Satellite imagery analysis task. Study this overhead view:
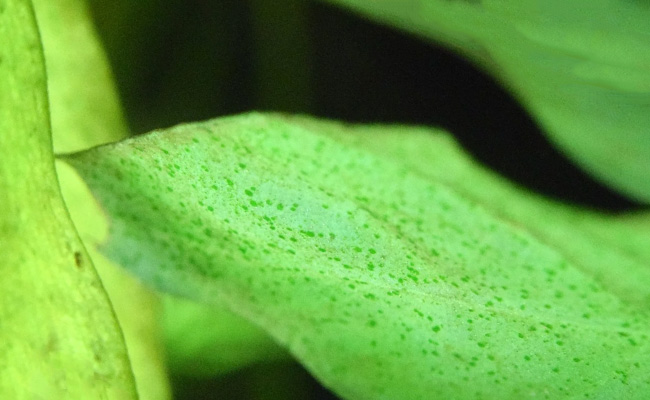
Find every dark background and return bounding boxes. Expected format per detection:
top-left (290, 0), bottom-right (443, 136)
top-left (87, 1), bottom-right (641, 399)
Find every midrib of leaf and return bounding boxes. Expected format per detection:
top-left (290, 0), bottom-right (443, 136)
top-left (66, 113), bottom-right (650, 399)
top-left (0, 0), bottom-right (137, 398)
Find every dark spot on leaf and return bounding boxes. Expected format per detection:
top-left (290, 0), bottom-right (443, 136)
top-left (74, 251), bottom-right (83, 269)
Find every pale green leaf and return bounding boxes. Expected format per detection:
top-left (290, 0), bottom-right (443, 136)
top-left (0, 0), bottom-right (137, 398)
top-left (65, 113), bottom-right (650, 399)
top-left (322, 0), bottom-right (650, 203)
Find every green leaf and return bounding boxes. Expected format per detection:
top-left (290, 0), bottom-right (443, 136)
top-left (65, 113), bottom-right (650, 399)
top-left (31, 0), bottom-right (172, 397)
top-left (0, 0), bottom-right (137, 398)
top-left (322, 0), bottom-right (650, 203)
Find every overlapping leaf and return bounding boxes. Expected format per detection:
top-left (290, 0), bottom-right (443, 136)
top-left (66, 113), bottom-right (650, 399)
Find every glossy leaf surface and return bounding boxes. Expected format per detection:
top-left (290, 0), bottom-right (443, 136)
top-left (66, 113), bottom-right (650, 399)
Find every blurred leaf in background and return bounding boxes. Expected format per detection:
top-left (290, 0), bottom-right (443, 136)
top-left (322, 0), bottom-right (650, 203)
top-left (162, 295), bottom-right (288, 378)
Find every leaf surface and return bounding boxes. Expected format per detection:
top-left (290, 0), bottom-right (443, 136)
top-left (66, 113), bottom-right (650, 399)
top-left (322, 0), bottom-right (650, 203)
top-left (0, 1), bottom-right (137, 398)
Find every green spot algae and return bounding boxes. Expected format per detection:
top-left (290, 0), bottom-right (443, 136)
top-left (65, 112), bottom-right (650, 399)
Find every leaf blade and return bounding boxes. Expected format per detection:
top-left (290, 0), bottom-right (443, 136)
top-left (66, 113), bottom-right (650, 399)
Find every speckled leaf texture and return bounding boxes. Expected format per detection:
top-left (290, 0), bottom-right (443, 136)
top-left (65, 113), bottom-right (650, 400)
top-left (323, 0), bottom-right (650, 203)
